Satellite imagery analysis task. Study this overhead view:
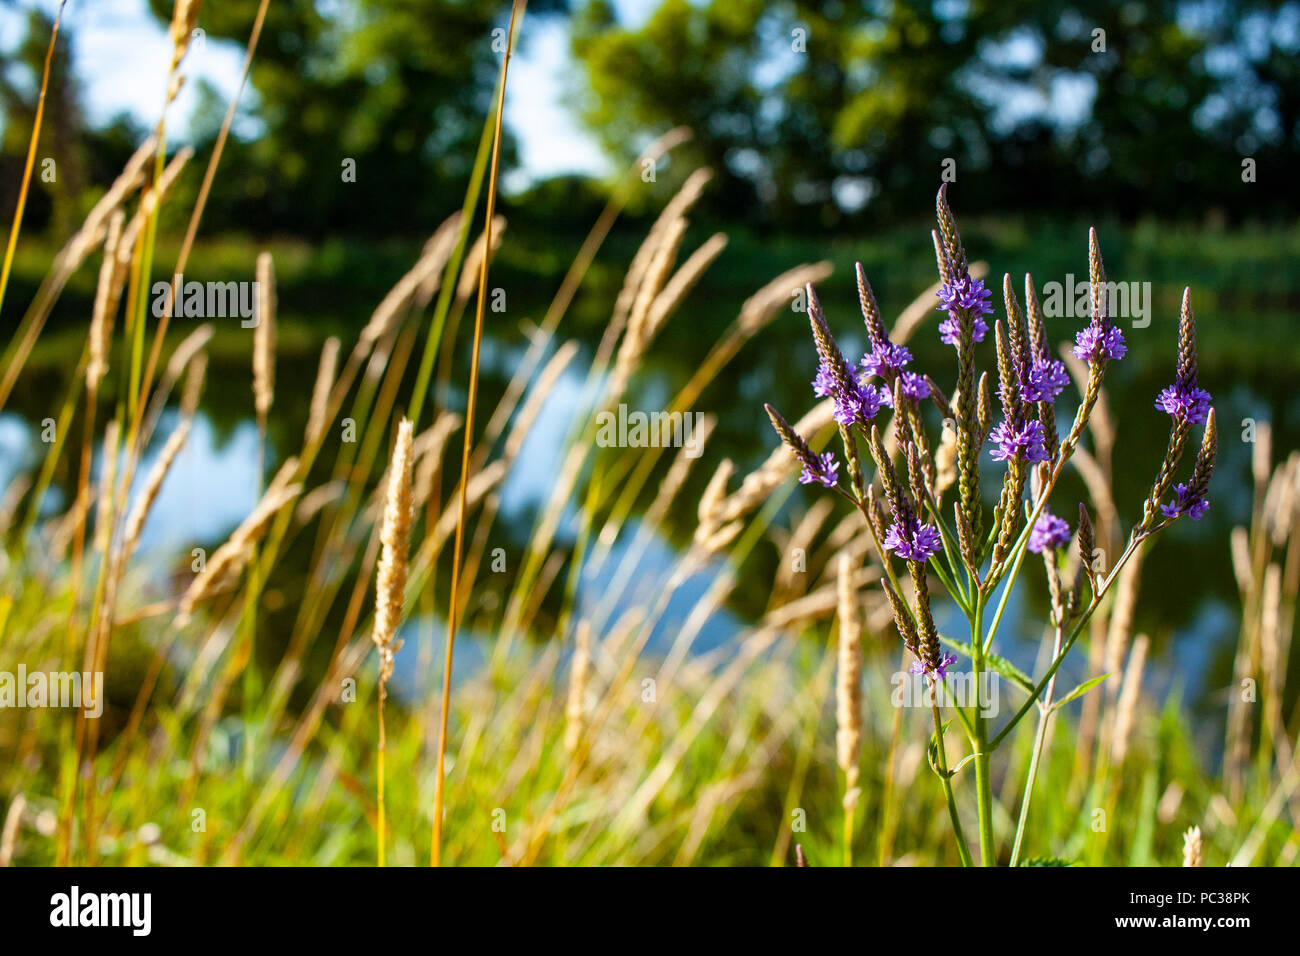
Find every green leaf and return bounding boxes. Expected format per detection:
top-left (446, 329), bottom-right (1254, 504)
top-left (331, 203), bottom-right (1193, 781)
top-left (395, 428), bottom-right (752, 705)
top-left (1049, 674), bottom-right (1110, 715)
top-left (939, 636), bottom-right (1035, 694)
top-left (1020, 856), bottom-right (1075, 867)
top-left (926, 720), bottom-right (953, 777)
top-left (949, 751), bottom-right (981, 775)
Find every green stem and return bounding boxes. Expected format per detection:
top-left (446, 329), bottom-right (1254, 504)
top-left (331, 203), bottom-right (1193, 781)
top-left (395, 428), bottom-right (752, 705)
top-left (971, 595), bottom-right (995, 865)
top-left (1008, 623), bottom-right (1064, 867)
top-left (989, 537), bottom-right (1143, 750)
top-left (930, 701), bottom-right (973, 867)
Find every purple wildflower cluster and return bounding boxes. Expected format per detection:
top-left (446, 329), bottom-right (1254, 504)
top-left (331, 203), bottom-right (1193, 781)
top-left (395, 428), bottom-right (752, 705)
top-left (1154, 384), bottom-right (1212, 425)
top-left (1161, 482), bottom-right (1209, 520)
top-left (813, 364), bottom-right (886, 428)
top-left (1022, 358), bottom-right (1070, 403)
top-left (859, 342), bottom-right (913, 379)
top-left (910, 651), bottom-right (958, 682)
top-left (936, 275), bottom-right (993, 346)
top-left (884, 514), bottom-right (943, 562)
top-left (797, 451), bottom-right (840, 489)
top-left (877, 371), bottom-right (930, 406)
top-left (1072, 323), bottom-right (1127, 363)
top-left (989, 419), bottom-right (1049, 463)
top-left (1028, 510), bottom-right (1072, 554)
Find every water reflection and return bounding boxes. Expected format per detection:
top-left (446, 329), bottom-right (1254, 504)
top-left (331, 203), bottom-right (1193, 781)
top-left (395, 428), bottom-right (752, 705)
top-left (5, 287), bottom-right (1293, 734)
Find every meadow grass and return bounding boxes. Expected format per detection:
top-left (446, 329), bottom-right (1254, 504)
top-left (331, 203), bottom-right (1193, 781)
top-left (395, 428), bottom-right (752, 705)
top-left (0, 2), bottom-right (1296, 869)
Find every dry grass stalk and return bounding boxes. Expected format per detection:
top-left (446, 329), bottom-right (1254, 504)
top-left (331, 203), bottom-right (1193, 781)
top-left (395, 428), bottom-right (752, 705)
top-left (1182, 825), bottom-right (1203, 867)
top-left (176, 459), bottom-right (301, 625)
top-left (180, 352), bottom-right (207, 420)
top-left (168, 0), bottom-right (204, 70)
top-left (0, 474), bottom-right (32, 536)
top-left (610, 168), bottom-right (713, 333)
top-left (412, 413), bottom-right (462, 509)
top-left (1102, 542), bottom-right (1146, 706)
top-left (1230, 525), bottom-right (1252, 595)
top-left (294, 481), bottom-right (345, 525)
top-left (432, 2), bottom-right (523, 868)
top-left (360, 213), bottom-right (462, 347)
top-left (455, 216), bottom-right (507, 300)
top-left (608, 217), bottom-right (688, 400)
top-left (372, 418), bottom-right (412, 867)
top-left (0, 794), bottom-right (24, 867)
top-left (412, 212), bottom-right (465, 305)
top-left (253, 251), bottom-right (276, 428)
top-left (501, 341), bottom-right (578, 465)
top-left (430, 461), bottom-right (508, 545)
top-left (1252, 421), bottom-right (1273, 497)
top-left (836, 553), bottom-right (863, 808)
top-left (645, 232), bottom-right (728, 336)
top-left (736, 262), bottom-right (833, 338)
top-left (0, 138), bottom-right (157, 411)
top-left (762, 565), bottom-right (879, 629)
top-left (373, 419), bottom-right (414, 690)
top-left (1110, 633), bottom-right (1150, 768)
top-left (1259, 562), bottom-right (1285, 740)
top-left (137, 324), bottom-right (213, 452)
top-left (86, 211), bottom-right (125, 395)
top-left (564, 621), bottom-right (592, 753)
top-left (93, 421), bottom-right (121, 555)
top-left (305, 337), bottom-right (341, 447)
top-left (121, 420), bottom-right (192, 563)
top-left (694, 459), bottom-right (742, 552)
top-left (775, 496), bottom-right (834, 597)
top-left (118, 148), bottom-right (194, 257)
top-left (706, 401), bottom-right (837, 536)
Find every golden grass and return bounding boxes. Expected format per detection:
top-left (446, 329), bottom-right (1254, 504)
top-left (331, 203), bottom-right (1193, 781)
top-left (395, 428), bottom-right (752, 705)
top-left (0, 1), bottom-right (1294, 873)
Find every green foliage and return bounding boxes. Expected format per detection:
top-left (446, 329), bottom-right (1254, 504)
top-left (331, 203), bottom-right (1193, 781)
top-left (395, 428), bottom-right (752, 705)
top-left (143, 0), bottom-right (567, 234)
top-left (572, 0), bottom-right (1300, 227)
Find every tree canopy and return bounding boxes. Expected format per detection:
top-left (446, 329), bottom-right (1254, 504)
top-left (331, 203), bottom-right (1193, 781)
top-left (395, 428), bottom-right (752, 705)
top-left (571, 0), bottom-right (1300, 227)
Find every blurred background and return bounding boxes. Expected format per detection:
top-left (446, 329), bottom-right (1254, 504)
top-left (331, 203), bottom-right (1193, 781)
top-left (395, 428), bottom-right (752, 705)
top-left (1, 0), bottom-right (1298, 743)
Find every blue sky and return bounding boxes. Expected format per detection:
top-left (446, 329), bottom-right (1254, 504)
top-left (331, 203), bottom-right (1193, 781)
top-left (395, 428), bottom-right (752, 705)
top-left (0, 0), bottom-right (662, 189)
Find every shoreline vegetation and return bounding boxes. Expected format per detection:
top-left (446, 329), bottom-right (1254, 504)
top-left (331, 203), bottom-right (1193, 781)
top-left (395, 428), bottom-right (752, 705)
top-left (0, 1), bottom-right (1296, 868)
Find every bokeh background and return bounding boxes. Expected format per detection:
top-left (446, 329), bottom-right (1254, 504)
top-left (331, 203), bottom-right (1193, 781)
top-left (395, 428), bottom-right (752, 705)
top-left (2, 0), bottom-right (1298, 748)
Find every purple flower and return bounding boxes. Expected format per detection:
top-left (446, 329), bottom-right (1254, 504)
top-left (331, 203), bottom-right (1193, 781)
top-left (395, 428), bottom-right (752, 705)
top-left (798, 451), bottom-right (840, 489)
top-left (1073, 323), bottom-right (1127, 362)
top-left (1155, 384), bottom-right (1212, 426)
top-left (1023, 358), bottom-right (1070, 403)
top-left (910, 652), bottom-right (958, 682)
top-left (937, 275), bottom-right (992, 347)
top-left (989, 419), bottom-right (1050, 463)
top-left (1028, 510), bottom-right (1072, 554)
top-left (1160, 482), bottom-right (1210, 520)
top-left (898, 371), bottom-right (931, 402)
top-left (884, 516), bottom-right (943, 562)
top-left (831, 377), bottom-right (886, 427)
top-left (859, 342), bottom-right (913, 378)
top-left (936, 275), bottom-right (994, 317)
top-left (938, 313), bottom-right (989, 347)
top-left (877, 372), bottom-right (929, 406)
top-left (812, 364), bottom-right (835, 398)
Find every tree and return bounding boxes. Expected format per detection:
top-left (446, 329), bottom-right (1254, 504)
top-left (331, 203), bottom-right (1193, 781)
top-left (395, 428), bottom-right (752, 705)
top-left (147, 0), bottom-right (567, 235)
top-left (0, 6), bottom-right (93, 237)
top-left (571, 0), bottom-right (1300, 226)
